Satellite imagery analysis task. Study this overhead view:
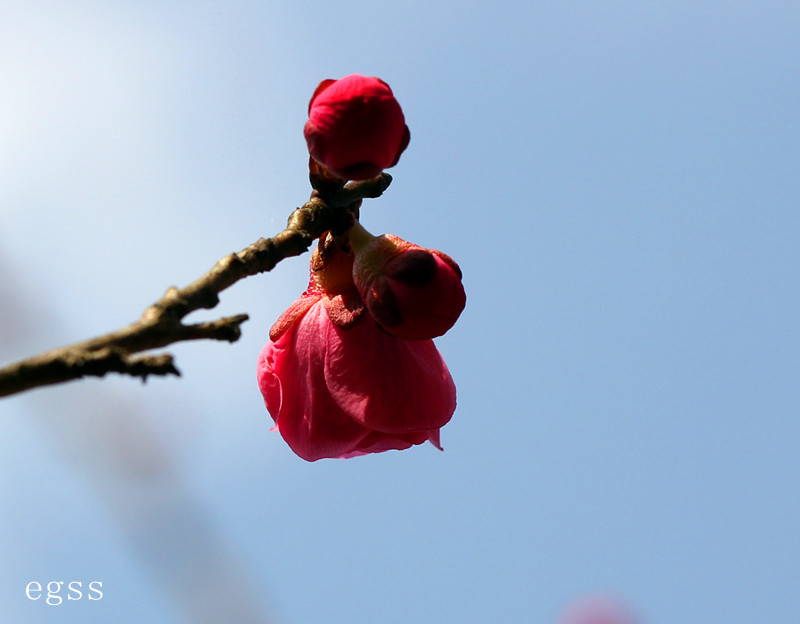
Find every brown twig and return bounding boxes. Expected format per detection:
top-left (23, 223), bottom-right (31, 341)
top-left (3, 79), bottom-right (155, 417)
top-left (0, 173), bottom-right (392, 398)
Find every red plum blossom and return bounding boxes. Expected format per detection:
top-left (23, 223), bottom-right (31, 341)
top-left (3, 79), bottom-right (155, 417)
top-left (257, 236), bottom-right (456, 461)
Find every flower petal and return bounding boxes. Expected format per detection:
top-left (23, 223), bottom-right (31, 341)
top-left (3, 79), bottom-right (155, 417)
top-left (339, 429), bottom-right (431, 458)
top-left (324, 316), bottom-right (456, 434)
top-left (258, 303), bottom-right (370, 461)
top-left (304, 74), bottom-right (408, 180)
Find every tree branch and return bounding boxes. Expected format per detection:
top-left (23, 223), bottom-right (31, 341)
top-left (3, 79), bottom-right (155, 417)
top-left (0, 174), bottom-right (392, 398)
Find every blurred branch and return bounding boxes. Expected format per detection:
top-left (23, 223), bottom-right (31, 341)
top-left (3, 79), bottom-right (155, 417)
top-left (0, 173), bottom-right (392, 398)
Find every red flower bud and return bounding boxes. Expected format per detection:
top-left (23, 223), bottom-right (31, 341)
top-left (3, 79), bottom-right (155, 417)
top-left (304, 74), bottom-right (410, 180)
top-left (349, 223), bottom-right (466, 340)
top-left (258, 236), bottom-right (456, 461)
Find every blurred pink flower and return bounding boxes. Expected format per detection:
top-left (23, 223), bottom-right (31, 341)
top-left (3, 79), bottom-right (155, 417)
top-left (257, 236), bottom-right (455, 461)
top-left (304, 74), bottom-right (410, 180)
top-left (556, 595), bottom-right (641, 624)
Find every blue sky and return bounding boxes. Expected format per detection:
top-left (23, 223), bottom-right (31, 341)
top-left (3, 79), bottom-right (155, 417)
top-left (1, 1), bottom-right (799, 622)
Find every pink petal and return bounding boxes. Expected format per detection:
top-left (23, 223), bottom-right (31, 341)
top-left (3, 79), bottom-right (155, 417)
top-left (426, 428), bottom-right (443, 451)
top-left (340, 429), bottom-right (431, 458)
top-left (258, 303), bottom-right (370, 461)
top-left (307, 78), bottom-right (337, 112)
top-left (304, 74), bottom-right (408, 179)
top-left (323, 315), bottom-right (456, 434)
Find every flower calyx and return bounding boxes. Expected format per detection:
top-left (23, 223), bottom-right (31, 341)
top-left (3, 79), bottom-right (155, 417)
top-left (269, 234), bottom-right (364, 342)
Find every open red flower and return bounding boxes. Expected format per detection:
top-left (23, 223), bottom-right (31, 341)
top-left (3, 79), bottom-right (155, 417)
top-left (349, 222), bottom-right (466, 340)
top-left (304, 74), bottom-right (410, 181)
top-left (257, 237), bottom-right (455, 461)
